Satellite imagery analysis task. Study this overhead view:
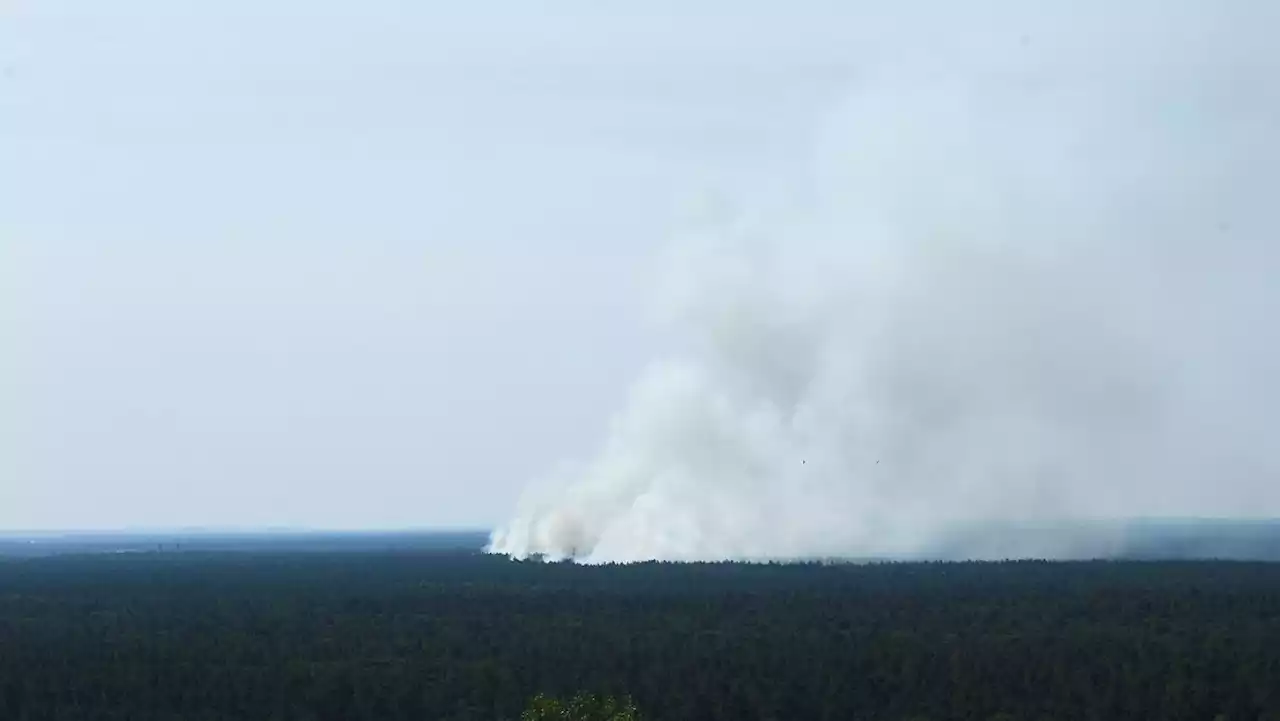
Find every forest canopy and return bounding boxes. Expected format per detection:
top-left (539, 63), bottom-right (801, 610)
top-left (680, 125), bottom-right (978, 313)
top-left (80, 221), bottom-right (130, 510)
top-left (1, 550), bottom-right (1278, 721)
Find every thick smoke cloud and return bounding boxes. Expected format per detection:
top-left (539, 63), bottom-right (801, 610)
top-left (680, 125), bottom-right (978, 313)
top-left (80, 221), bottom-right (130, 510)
top-left (489, 3), bottom-right (1280, 562)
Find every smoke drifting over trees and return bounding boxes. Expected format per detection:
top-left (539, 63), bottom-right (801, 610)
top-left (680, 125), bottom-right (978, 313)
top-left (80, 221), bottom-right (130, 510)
top-left (490, 3), bottom-right (1280, 563)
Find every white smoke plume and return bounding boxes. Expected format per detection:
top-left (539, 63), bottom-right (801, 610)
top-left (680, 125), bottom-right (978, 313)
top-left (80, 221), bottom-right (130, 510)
top-left (489, 2), bottom-right (1280, 563)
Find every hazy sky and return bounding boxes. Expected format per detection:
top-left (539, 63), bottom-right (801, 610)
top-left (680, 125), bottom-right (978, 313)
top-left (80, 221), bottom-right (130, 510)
top-left (5, 2), bottom-right (1275, 534)
top-left (2, 1), bottom-right (860, 530)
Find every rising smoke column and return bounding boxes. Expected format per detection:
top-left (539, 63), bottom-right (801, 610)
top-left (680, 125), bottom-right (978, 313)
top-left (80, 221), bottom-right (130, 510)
top-left (489, 3), bottom-right (1280, 563)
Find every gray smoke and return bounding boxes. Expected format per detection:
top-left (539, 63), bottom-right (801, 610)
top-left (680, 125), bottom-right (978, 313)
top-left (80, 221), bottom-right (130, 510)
top-left (489, 2), bottom-right (1280, 563)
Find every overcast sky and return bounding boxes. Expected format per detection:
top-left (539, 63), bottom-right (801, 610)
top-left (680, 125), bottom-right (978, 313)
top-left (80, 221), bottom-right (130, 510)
top-left (1, 1), bottom-right (863, 530)
top-left (5, 2), bottom-right (1273, 532)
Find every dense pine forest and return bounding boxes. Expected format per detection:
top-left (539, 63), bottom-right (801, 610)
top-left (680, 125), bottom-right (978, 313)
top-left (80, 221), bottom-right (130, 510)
top-left (2, 549), bottom-right (1278, 721)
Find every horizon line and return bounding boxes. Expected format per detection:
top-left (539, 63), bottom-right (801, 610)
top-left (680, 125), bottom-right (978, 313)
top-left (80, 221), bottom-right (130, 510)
top-left (0, 525), bottom-right (495, 538)
top-left (4, 517), bottom-right (1279, 538)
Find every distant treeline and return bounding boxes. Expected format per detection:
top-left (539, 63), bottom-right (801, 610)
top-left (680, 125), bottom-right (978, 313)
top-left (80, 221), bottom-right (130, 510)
top-left (0, 530), bottom-right (491, 558)
top-left (5, 519), bottom-right (1280, 561)
top-left (2, 551), bottom-right (1279, 720)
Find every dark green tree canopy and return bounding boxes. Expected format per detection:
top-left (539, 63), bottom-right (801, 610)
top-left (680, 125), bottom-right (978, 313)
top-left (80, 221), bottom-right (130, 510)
top-left (1, 552), bottom-right (1278, 721)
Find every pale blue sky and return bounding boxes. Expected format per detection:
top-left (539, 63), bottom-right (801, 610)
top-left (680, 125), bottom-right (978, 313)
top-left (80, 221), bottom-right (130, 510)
top-left (5, 2), bottom-right (1275, 531)
top-left (2, 1), bottom-right (858, 529)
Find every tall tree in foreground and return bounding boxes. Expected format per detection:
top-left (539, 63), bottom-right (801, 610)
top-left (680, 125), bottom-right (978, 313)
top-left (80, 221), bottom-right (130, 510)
top-left (521, 692), bottom-right (641, 721)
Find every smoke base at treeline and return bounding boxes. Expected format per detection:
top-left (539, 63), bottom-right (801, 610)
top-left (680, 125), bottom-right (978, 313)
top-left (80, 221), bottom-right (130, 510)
top-left (489, 3), bottom-right (1280, 563)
